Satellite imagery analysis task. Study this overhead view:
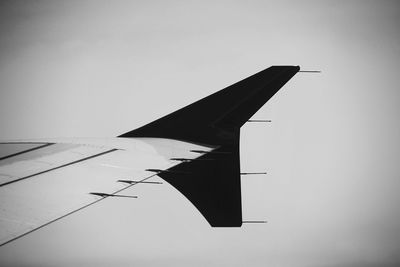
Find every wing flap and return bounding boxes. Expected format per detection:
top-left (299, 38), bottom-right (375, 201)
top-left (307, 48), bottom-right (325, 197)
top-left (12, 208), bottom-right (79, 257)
top-left (0, 143), bottom-right (53, 160)
top-left (0, 143), bottom-right (114, 186)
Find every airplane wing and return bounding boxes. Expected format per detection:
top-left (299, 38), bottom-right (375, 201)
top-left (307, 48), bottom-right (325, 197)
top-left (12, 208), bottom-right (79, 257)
top-left (0, 65), bottom-right (299, 246)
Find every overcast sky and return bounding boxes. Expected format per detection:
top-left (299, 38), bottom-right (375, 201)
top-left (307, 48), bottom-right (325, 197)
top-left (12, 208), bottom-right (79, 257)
top-left (0, 1), bottom-right (400, 266)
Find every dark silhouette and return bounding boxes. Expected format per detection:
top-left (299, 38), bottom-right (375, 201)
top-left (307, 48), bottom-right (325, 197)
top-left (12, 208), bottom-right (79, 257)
top-left (120, 66), bottom-right (300, 226)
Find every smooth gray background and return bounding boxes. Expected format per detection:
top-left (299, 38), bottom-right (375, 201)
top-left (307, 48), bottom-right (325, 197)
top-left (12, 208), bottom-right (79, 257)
top-left (0, 1), bottom-right (399, 266)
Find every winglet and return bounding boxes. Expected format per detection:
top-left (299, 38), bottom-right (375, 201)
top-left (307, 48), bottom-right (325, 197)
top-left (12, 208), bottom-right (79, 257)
top-left (119, 66), bottom-right (299, 227)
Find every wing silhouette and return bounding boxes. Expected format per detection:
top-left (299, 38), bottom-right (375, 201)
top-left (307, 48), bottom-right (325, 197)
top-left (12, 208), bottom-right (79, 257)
top-left (0, 65), bottom-right (299, 246)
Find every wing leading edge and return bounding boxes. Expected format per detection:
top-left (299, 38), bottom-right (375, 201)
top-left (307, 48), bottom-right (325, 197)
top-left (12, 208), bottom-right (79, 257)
top-left (120, 65), bottom-right (300, 227)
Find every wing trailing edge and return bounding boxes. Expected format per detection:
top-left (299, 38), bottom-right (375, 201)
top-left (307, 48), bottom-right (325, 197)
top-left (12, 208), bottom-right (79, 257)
top-left (120, 66), bottom-right (300, 227)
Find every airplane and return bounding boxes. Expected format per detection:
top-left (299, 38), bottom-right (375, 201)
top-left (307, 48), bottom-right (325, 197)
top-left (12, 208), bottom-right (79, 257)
top-left (0, 65), bottom-right (300, 247)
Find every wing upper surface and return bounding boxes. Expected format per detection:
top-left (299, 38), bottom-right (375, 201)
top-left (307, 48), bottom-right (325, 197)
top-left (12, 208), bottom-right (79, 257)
top-left (0, 137), bottom-right (214, 246)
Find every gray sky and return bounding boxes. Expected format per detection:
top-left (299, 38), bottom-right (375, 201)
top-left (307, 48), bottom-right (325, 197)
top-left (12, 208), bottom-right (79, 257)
top-left (0, 0), bottom-right (400, 266)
